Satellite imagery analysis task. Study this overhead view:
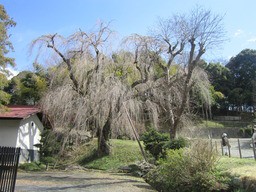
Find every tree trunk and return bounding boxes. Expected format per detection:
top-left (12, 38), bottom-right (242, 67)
top-left (97, 108), bottom-right (112, 156)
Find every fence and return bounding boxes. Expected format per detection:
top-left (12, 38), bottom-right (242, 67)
top-left (0, 146), bottom-right (20, 192)
top-left (214, 138), bottom-right (256, 160)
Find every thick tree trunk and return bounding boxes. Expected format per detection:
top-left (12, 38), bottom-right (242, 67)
top-left (97, 108), bottom-right (112, 156)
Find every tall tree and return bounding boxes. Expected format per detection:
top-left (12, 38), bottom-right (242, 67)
top-left (31, 22), bottom-right (118, 156)
top-left (205, 62), bottom-right (231, 96)
top-left (0, 73), bottom-right (11, 107)
top-left (125, 6), bottom-right (225, 138)
top-left (6, 71), bottom-right (47, 105)
top-left (226, 49), bottom-right (256, 108)
top-left (0, 4), bottom-right (16, 73)
top-left (205, 62), bottom-right (230, 114)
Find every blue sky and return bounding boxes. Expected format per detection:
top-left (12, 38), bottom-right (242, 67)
top-left (2, 0), bottom-right (256, 72)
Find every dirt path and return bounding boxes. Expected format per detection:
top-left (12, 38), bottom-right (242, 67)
top-left (15, 170), bottom-right (156, 192)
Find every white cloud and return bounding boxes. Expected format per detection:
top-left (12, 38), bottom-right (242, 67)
top-left (247, 38), bottom-right (256, 42)
top-left (6, 68), bottom-right (19, 79)
top-left (234, 29), bottom-right (244, 37)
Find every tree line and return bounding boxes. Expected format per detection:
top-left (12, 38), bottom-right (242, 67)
top-left (1, 4), bottom-right (256, 156)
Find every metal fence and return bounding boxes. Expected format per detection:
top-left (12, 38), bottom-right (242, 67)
top-left (0, 146), bottom-right (20, 192)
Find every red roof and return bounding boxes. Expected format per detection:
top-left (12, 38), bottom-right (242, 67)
top-left (0, 106), bottom-right (41, 119)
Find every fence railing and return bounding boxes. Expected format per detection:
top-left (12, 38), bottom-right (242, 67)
top-left (214, 138), bottom-right (256, 160)
top-left (0, 146), bottom-right (20, 192)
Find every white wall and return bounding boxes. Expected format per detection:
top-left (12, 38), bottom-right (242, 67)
top-left (0, 115), bottom-right (44, 162)
top-left (0, 119), bottom-right (19, 147)
top-left (16, 114), bottom-right (43, 151)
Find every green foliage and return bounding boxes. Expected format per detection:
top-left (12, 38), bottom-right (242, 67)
top-left (37, 129), bottom-right (62, 166)
top-left (140, 129), bottom-right (169, 160)
top-left (0, 4), bottom-right (16, 70)
top-left (141, 128), bottom-right (187, 160)
top-left (19, 161), bottom-right (46, 171)
top-left (226, 49), bottom-right (256, 106)
top-left (199, 120), bottom-right (224, 128)
top-left (7, 71), bottom-right (47, 105)
top-left (206, 62), bottom-right (231, 97)
top-left (163, 137), bottom-right (188, 150)
top-left (239, 127), bottom-right (253, 137)
top-left (145, 140), bottom-right (230, 192)
top-left (0, 73), bottom-right (10, 106)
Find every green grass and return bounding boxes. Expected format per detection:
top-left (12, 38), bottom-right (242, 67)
top-left (78, 139), bottom-right (144, 171)
top-left (199, 120), bottom-right (225, 128)
top-left (199, 120), bottom-right (251, 128)
top-left (217, 156), bottom-right (256, 179)
top-left (69, 138), bottom-right (256, 179)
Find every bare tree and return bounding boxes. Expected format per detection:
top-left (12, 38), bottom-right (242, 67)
top-left (32, 6), bottom-right (225, 158)
top-left (123, 6), bottom-right (225, 139)
top-left (31, 22), bottom-right (118, 156)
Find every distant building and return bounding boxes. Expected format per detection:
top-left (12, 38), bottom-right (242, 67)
top-left (0, 105), bottom-right (44, 163)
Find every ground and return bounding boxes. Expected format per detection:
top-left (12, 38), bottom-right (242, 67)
top-left (15, 138), bottom-right (255, 191)
top-left (15, 170), bottom-right (156, 192)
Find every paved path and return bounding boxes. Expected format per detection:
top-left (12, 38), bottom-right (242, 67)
top-left (15, 170), bottom-right (156, 192)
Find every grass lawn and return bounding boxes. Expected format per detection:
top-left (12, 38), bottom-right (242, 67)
top-left (77, 139), bottom-right (144, 171)
top-left (199, 120), bottom-right (252, 129)
top-left (75, 138), bottom-right (256, 180)
top-left (217, 156), bottom-right (256, 179)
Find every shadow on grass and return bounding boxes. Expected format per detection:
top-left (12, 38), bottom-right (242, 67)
top-left (78, 149), bottom-right (107, 166)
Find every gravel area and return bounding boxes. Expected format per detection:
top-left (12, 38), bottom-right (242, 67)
top-left (15, 170), bottom-right (156, 192)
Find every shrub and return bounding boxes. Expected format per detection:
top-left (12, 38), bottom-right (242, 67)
top-left (239, 128), bottom-right (253, 137)
top-left (163, 137), bottom-right (188, 150)
top-left (37, 129), bottom-right (62, 167)
top-left (19, 162), bottom-right (45, 171)
top-left (141, 129), bottom-right (188, 160)
top-left (140, 128), bottom-right (169, 160)
top-left (144, 140), bottom-right (230, 192)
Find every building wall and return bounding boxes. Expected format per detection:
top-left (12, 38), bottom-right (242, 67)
top-left (17, 115), bottom-right (44, 162)
top-left (0, 119), bottom-right (19, 147)
top-left (16, 115), bottom-right (43, 150)
top-left (0, 115), bottom-right (44, 162)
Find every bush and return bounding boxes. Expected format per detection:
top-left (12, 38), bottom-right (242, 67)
top-left (163, 137), bottom-right (188, 150)
top-left (19, 162), bottom-right (45, 171)
top-left (144, 140), bottom-right (230, 192)
top-left (140, 128), bottom-right (169, 160)
top-left (38, 129), bottom-right (62, 167)
top-left (239, 128), bottom-right (253, 137)
top-left (141, 128), bottom-right (188, 160)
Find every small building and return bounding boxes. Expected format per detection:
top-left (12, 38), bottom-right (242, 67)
top-left (0, 105), bottom-right (44, 163)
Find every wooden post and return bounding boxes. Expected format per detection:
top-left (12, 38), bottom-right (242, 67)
top-left (228, 145), bottom-right (231, 157)
top-left (252, 138), bottom-right (256, 160)
top-left (221, 141), bottom-right (224, 156)
top-left (123, 103), bottom-right (148, 162)
top-left (238, 138), bottom-right (242, 158)
top-left (215, 141), bottom-right (218, 153)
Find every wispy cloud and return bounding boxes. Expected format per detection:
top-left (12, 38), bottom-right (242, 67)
top-left (234, 29), bottom-right (244, 37)
top-left (247, 37), bottom-right (256, 42)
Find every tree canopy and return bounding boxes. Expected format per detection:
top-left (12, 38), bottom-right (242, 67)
top-left (226, 49), bottom-right (256, 107)
top-left (0, 4), bottom-right (16, 73)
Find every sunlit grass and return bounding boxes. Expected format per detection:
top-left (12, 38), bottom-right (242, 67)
top-left (78, 139), bottom-right (144, 171)
top-left (217, 156), bottom-right (256, 179)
